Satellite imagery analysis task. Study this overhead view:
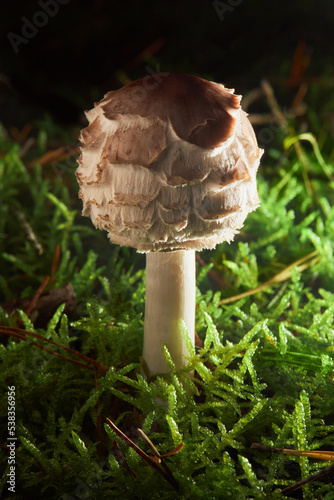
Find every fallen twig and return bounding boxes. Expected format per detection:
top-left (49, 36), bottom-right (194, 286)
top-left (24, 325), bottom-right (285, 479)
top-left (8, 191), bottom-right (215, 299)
top-left (251, 443), bottom-right (334, 494)
top-left (218, 251), bottom-right (319, 305)
top-left (25, 276), bottom-right (50, 316)
top-left (0, 325), bottom-right (109, 374)
top-left (106, 418), bottom-right (181, 490)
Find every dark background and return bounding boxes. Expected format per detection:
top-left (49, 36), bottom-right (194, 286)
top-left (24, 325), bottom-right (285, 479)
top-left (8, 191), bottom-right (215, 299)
top-left (1, 0), bottom-right (333, 131)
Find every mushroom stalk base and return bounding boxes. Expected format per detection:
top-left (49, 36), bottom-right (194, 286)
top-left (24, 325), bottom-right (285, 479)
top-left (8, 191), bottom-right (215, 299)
top-left (143, 250), bottom-right (195, 376)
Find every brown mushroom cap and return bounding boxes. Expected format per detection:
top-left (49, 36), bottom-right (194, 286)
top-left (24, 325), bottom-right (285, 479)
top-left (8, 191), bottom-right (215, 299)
top-left (76, 73), bottom-right (263, 252)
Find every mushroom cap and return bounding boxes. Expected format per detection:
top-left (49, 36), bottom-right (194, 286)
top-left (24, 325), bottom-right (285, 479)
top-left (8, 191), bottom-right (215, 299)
top-left (76, 73), bottom-right (263, 252)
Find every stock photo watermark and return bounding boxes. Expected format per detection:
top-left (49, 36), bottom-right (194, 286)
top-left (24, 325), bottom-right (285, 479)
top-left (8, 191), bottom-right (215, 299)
top-left (129, 65), bottom-right (169, 103)
top-left (257, 108), bottom-right (288, 148)
top-left (7, 0), bottom-right (70, 54)
top-left (6, 386), bottom-right (16, 494)
top-left (212, 0), bottom-right (243, 22)
top-left (60, 460), bottom-right (113, 500)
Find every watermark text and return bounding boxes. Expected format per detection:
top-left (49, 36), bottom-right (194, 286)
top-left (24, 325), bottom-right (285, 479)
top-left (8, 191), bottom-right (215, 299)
top-left (7, 386), bottom-right (16, 494)
top-left (7, 0), bottom-right (70, 54)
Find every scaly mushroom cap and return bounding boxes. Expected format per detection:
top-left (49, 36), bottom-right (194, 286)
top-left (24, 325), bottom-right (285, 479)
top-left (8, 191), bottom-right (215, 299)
top-left (76, 73), bottom-right (263, 252)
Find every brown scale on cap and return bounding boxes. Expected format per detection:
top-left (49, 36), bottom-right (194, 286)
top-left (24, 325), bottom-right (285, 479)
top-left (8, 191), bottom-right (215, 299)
top-left (101, 73), bottom-right (241, 149)
top-left (76, 73), bottom-right (263, 252)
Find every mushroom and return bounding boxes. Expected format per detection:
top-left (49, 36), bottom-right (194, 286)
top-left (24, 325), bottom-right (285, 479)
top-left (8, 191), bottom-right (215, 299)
top-left (76, 73), bottom-right (263, 377)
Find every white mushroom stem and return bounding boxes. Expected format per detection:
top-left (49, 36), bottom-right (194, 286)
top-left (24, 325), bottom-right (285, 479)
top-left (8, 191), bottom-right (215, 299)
top-left (143, 250), bottom-right (196, 376)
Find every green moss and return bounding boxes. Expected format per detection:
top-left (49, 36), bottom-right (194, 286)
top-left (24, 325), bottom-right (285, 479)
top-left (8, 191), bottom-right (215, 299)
top-left (1, 105), bottom-right (334, 499)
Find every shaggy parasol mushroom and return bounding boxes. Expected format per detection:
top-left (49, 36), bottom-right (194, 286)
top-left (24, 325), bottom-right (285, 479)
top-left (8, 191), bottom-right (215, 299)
top-left (76, 73), bottom-right (263, 376)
